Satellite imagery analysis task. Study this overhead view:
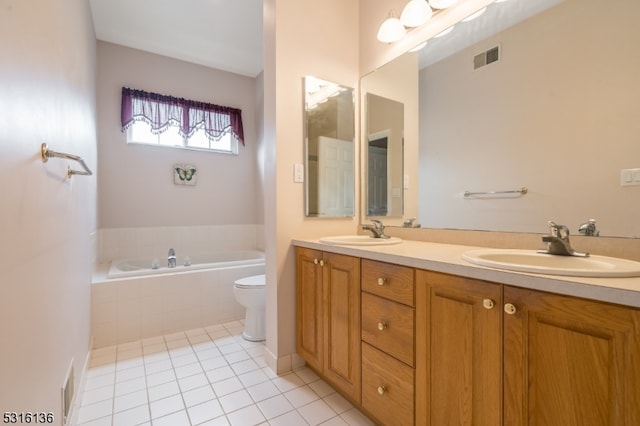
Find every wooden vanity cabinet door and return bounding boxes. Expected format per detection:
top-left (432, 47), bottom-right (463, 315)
top-left (322, 252), bottom-right (361, 402)
top-left (416, 270), bottom-right (502, 426)
top-left (296, 247), bottom-right (324, 372)
top-left (503, 286), bottom-right (640, 426)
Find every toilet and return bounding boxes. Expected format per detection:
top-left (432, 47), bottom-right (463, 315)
top-left (233, 274), bottom-right (266, 341)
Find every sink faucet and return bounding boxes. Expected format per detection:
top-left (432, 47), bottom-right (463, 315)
top-left (537, 221), bottom-right (589, 257)
top-left (168, 248), bottom-right (177, 268)
top-left (362, 220), bottom-right (389, 239)
top-left (578, 219), bottom-right (599, 236)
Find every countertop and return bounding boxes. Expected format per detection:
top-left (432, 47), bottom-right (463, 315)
top-left (292, 238), bottom-right (640, 309)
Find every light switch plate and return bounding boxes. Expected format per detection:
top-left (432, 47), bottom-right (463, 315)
top-left (621, 168), bottom-right (640, 186)
top-left (294, 163), bottom-right (304, 183)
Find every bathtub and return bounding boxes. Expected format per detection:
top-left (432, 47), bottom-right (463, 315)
top-left (107, 249), bottom-right (265, 279)
top-left (91, 249), bottom-right (265, 347)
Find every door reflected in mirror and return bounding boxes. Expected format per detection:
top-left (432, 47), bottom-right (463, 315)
top-left (304, 76), bottom-right (355, 217)
top-left (366, 93), bottom-right (404, 217)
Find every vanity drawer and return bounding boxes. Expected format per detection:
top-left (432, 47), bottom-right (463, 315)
top-left (361, 259), bottom-right (414, 306)
top-left (361, 292), bottom-right (414, 366)
top-left (362, 342), bottom-right (414, 426)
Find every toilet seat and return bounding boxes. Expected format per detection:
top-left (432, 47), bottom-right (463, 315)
top-left (234, 274), bottom-right (265, 289)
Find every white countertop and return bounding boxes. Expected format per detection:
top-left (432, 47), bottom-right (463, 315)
top-left (292, 238), bottom-right (640, 309)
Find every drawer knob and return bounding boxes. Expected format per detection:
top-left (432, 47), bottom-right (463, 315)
top-left (377, 322), bottom-right (388, 331)
top-left (504, 303), bottom-right (517, 315)
top-left (377, 277), bottom-right (387, 286)
top-left (377, 385), bottom-right (386, 396)
top-left (483, 299), bottom-right (495, 310)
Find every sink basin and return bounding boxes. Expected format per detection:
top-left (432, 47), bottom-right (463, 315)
top-left (462, 249), bottom-right (640, 278)
top-left (319, 235), bottom-right (402, 246)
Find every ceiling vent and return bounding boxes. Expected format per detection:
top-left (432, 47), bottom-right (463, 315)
top-left (474, 45), bottom-right (500, 70)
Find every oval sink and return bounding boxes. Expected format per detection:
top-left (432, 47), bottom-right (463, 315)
top-left (462, 249), bottom-right (640, 278)
top-left (319, 235), bottom-right (403, 246)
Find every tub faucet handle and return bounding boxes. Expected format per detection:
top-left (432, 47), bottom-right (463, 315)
top-left (168, 248), bottom-right (177, 268)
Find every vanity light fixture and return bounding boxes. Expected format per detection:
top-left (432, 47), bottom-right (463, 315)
top-left (377, 0), bottom-right (494, 44)
top-left (377, 10), bottom-right (406, 43)
top-left (429, 0), bottom-right (459, 8)
top-left (400, 0), bottom-right (433, 28)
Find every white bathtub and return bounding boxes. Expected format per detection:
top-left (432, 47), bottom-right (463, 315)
top-left (107, 249), bottom-right (265, 279)
top-left (92, 249), bottom-right (265, 347)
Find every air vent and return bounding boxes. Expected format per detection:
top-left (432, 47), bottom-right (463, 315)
top-left (62, 360), bottom-right (74, 425)
top-left (474, 45), bottom-right (500, 70)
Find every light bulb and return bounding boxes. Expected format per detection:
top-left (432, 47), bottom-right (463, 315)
top-left (377, 12), bottom-right (406, 43)
top-left (428, 0), bottom-right (458, 9)
top-left (401, 0), bottom-right (433, 28)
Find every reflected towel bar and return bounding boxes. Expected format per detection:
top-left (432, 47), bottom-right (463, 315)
top-left (41, 143), bottom-right (92, 178)
top-left (464, 187), bottom-right (528, 198)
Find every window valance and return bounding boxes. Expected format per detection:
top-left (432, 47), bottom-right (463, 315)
top-left (120, 87), bottom-right (245, 145)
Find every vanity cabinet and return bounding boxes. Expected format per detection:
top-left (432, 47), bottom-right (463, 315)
top-left (417, 270), bottom-right (640, 426)
top-left (361, 259), bottom-right (415, 426)
top-left (295, 247), bottom-right (361, 402)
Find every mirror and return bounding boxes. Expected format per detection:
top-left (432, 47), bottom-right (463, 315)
top-left (304, 76), bottom-right (355, 217)
top-left (361, 0), bottom-right (640, 237)
top-left (366, 93), bottom-right (404, 217)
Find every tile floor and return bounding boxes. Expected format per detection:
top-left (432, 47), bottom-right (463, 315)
top-left (77, 321), bottom-right (374, 426)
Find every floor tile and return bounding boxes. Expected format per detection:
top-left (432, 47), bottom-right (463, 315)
top-left (78, 321), bottom-right (373, 426)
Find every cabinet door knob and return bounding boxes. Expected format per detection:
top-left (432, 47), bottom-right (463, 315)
top-left (377, 277), bottom-right (387, 286)
top-left (483, 299), bottom-right (495, 310)
top-left (377, 322), bottom-right (388, 331)
top-left (313, 258), bottom-right (319, 265)
top-left (319, 259), bottom-right (325, 266)
top-left (504, 303), bottom-right (517, 315)
top-left (377, 385), bottom-right (386, 396)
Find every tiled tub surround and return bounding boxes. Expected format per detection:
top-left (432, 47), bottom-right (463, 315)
top-left (92, 225), bottom-right (265, 348)
top-left (97, 225), bottom-right (264, 264)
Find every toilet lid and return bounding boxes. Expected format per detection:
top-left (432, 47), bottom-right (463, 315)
top-left (235, 274), bottom-right (265, 288)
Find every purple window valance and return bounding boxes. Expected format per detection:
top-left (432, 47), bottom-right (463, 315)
top-left (121, 87), bottom-right (245, 145)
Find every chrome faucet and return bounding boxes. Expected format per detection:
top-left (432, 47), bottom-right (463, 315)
top-left (168, 248), bottom-right (177, 268)
top-left (403, 218), bottom-right (420, 228)
top-left (578, 219), bottom-right (599, 236)
top-left (362, 220), bottom-right (389, 239)
top-left (537, 221), bottom-right (589, 257)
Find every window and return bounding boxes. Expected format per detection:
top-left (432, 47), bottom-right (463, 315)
top-left (121, 87), bottom-right (244, 154)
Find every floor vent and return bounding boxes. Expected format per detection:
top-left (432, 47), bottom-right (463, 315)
top-left (61, 360), bottom-right (74, 426)
top-left (474, 45), bottom-right (501, 70)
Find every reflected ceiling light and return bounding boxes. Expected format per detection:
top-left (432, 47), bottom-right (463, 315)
top-left (377, 10), bottom-right (406, 43)
top-left (428, 0), bottom-right (459, 9)
top-left (462, 7), bottom-right (487, 22)
top-left (401, 0), bottom-right (433, 28)
top-left (409, 41), bottom-right (428, 52)
top-left (434, 25), bottom-right (455, 38)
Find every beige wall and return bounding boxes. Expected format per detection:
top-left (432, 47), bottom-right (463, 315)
top-left (96, 42), bottom-right (261, 229)
top-left (0, 0), bottom-right (96, 420)
top-left (263, 0), bottom-right (360, 370)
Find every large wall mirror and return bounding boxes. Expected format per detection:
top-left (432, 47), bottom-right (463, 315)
top-left (304, 76), bottom-right (355, 217)
top-left (361, 0), bottom-right (640, 237)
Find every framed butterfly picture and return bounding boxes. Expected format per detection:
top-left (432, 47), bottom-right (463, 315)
top-left (174, 164), bottom-right (197, 186)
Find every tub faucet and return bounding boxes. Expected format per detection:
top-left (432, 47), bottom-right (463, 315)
top-left (168, 248), bottom-right (177, 268)
top-left (362, 220), bottom-right (389, 239)
top-left (537, 221), bottom-right (589, 257)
